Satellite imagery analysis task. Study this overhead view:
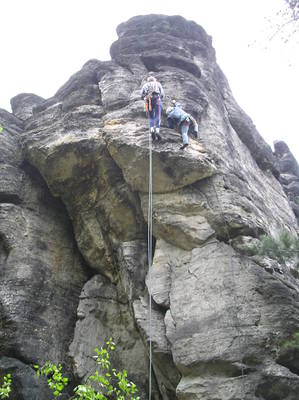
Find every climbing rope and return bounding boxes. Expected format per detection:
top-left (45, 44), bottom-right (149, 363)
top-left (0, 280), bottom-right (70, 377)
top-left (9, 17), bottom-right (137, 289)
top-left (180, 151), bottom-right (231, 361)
top-left (147, 127), bottom-right (153, 400)
top-left (211, 177), bottom-right (246, 400)
top-left (146, 132), bottom-right (246, 399)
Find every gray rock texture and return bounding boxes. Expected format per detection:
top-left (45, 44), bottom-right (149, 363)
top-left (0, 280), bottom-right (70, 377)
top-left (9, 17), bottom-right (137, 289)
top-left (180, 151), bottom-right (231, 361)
top-left (10, 93), bottom-right (45, 121)
top-left (1, 13), bottom-right (299, 400)
top-left (0, 108), bottom-right (88, 398)
top-left (274, 140), bottom-right (299, 223)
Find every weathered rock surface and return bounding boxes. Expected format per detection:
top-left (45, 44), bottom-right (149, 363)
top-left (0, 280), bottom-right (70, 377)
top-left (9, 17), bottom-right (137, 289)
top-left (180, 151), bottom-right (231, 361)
top-left (0, 109), bottom-right (88, 398)
top-left (69, 273), bottom-right (152, 399)
top-left (1, 13), bottom-right (299, 400)
top-left (274, 140), bottom-right (299, 223)
top-left (11, 93), bottom-right (45, 121)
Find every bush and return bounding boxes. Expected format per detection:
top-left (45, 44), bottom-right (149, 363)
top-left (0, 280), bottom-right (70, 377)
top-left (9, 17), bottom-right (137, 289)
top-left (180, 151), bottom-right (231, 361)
top-left (284, 332), bottom-right (299, 350)
top-left (0, 374), bottom-right (11, 399)
top-left (32, 338), bottom-right (140, 400)
top-left (34, 362), bottom-right (68, 398)
top-left (74, 337), bottom-right (140, 400)
top-left (253, 230), bottom-right (299, 264)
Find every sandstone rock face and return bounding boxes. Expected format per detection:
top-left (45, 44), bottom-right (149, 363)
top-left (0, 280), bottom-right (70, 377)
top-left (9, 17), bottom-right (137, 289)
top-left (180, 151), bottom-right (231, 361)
top-left (274, 140), bottom-right (299, 223)
top-left (0, 109), bottom-right (89, 398)
top-left (1, 14), bottom-right (299, 400)
top-left (10, 93), bottom-right (45, 121)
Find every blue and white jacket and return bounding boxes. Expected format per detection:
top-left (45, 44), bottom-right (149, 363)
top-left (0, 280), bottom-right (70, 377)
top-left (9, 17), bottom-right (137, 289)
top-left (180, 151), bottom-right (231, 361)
top-left (167, 105), bottom-right (198, 133)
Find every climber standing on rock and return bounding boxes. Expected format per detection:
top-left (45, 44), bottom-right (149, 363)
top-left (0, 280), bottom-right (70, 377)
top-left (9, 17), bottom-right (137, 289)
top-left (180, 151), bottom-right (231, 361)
top-left (166, 101), bottom-right (199, 150)
top-left (141, 76), bottom-right (164, 141)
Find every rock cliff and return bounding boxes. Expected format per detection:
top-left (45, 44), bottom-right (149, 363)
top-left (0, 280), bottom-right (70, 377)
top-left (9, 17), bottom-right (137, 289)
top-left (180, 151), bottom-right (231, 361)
top-left (0, 14), bottom-right (299, 400)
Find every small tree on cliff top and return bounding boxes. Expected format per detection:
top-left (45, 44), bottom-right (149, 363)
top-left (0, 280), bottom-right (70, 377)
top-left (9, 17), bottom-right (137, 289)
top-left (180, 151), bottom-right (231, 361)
top-left (254, 230), bottom-right (299, 265)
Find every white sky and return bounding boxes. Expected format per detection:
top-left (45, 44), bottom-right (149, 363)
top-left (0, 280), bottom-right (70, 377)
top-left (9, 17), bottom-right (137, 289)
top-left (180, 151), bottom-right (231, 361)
top-left (1, 0), bottom-right (298, 161)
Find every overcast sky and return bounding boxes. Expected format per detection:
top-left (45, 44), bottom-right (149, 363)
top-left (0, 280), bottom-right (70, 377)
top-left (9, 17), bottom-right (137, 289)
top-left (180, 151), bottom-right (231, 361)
top-left (1, 0), bottom-right (298, 161)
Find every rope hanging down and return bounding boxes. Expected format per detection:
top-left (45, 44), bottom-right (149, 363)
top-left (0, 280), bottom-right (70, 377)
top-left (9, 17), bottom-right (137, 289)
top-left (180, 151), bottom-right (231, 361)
top-left (147, 127), bottom-right (153, 400)
top-left (211, 179), bottom-right (246, 400)
top-left (146, 139), bottom-right (245, 399)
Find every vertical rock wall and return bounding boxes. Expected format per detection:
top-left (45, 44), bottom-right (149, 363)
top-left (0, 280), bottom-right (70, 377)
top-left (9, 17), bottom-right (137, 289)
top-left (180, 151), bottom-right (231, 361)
top-left (0, 108), bottom-right (89, 398)
top-left (274, 140), bottom-right (299, 223)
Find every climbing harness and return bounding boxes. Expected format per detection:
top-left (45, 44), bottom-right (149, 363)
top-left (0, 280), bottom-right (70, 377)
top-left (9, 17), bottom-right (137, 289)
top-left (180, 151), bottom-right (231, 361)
top-left (147, 126), bottom-right (153, 400)
top-left (148, 95), bottom-right (152, 112)
top-left (211, 178), bottom-right (246, 400)
top-left (144, 95), bottom-right (152, 113)
top-left (144, 81), bottom-right (160, 114)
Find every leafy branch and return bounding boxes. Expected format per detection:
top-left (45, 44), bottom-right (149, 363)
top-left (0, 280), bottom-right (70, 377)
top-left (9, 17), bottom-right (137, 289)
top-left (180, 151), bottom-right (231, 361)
top-left (1, 338), bottom-right (140, 399)
top-left (0, 374), bottom-right (12, 399)
top-left (31, 338), bottom-right (139, 400)
top-left (34, 362), bottom-right (68, 398)
top-left (74, 337), bottom-right (140, 400)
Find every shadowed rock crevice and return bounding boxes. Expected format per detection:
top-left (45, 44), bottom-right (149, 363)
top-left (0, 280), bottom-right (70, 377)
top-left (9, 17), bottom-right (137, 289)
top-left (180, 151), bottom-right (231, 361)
top-left (277, 345), bottom-right (299, 377)
top-left (0, 233), bottom-right (10, 264)
top-left (0, 193), bottom-right (22, 205)
top-left (255, 376), bottom-right (299, 400)
top-left (177, 359), bottom-right (253, 379)
top-left (21, 160), bottom-right (97, 285)
top-left (141, 54), bottom-right (201, 78)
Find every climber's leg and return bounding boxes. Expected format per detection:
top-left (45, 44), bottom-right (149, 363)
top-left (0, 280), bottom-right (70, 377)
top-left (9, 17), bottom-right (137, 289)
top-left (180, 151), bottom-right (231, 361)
top-left (180, 122), bottom-right (189, 149)
top-left (154, 98), bottom-right (162, 141)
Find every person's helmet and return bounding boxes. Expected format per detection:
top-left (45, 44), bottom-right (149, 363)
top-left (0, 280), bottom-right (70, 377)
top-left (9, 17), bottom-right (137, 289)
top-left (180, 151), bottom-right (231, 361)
top-left (147, 76), bottom-right (156, 82)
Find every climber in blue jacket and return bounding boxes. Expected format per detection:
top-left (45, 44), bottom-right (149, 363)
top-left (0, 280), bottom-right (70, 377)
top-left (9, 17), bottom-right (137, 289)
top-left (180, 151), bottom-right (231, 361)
top-left (166, 102), bottom-right (199, 149)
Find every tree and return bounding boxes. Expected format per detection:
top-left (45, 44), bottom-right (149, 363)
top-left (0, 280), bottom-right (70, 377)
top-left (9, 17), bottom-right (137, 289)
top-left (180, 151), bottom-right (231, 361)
top-left (253, 230), bottom-right (299, 265)
top-left (270, 0), bottom-right (299, 42)
top-left (284, 0), bottom-right (299, 23)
